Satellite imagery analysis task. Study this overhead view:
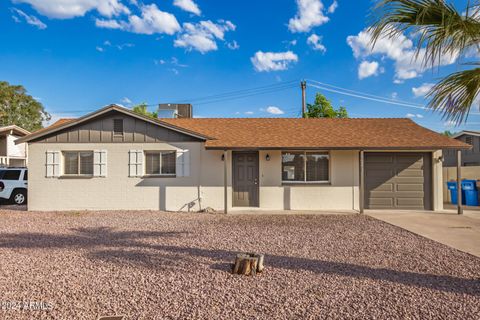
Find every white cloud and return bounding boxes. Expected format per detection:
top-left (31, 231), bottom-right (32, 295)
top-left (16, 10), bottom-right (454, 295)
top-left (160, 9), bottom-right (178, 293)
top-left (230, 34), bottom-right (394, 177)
top-left (412, 83), bottom-right (435, 98)
top-left (95, 18), bottom-right (126, 29)
top-left (96, 46), bottom-right (105, 52)
top-left (327, 1), bottom-right (338, 13)
top-left (121, 97), bottom-right (132, 104)
top-left (171, 56), bottom-right (188, 67)
top-left (16, 0), bottom-right (130, 19)
top-left (406, 113), bottom-right (424, 118)
top-left (358, 60), bottom-right (382, 79)
top-left (95, 4), bottom-right (180, 35)
top-left (11, 8), bottom-right (47, 29)
top-left (173, 0), bottom-right (201, 15)
top-left (266, 106), bottom-right (285, 115)
top-left (245, 111), bottom-right (254, 115)
top-left (391, 92), bottom-right (398, 99)
top-left (174, 20), bottom-right (235, 53)
top-left (251, 51), bottom-right (299, 72)
top-left (116, 43), bottom-right (134, 50)
top-left (307, 33), bottom-right (326, 53)
top-left (347, 29), bottom-right (458, 81)
top-left (227, 40), bottom-right (240, 50)
top-left (129, 4), bottom-right (180, 35)
top-left (288, 0), bottom-right (329, 33)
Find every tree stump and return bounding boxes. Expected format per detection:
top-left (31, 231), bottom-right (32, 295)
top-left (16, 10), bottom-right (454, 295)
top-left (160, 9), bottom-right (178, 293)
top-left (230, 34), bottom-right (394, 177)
top-left (232, 253), bottom-right (264, 275)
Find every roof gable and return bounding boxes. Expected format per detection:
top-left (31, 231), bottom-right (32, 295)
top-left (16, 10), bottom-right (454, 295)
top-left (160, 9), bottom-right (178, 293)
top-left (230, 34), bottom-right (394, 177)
top-left (452, 130), bottom-right (480, 139)
top-left (17, 105), bottom-right (210, 144)
top-left (0, 125), bottom-right (30, 136)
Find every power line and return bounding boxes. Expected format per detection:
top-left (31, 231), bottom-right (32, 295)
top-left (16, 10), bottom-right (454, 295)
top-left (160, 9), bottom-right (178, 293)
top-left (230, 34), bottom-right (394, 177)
top-left (307, 82), bottom-right (480, 116)
top-left (307, 79), bottom-right (425, 107)
top-left (307, 79), bottom-right (480, 116)
top-left (146, 80), bottom-right (299, 106)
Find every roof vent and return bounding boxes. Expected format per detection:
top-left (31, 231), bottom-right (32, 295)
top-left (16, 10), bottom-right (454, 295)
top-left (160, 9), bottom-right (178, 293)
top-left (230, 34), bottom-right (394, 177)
top-left (158, 104), bottom-right (192, 119)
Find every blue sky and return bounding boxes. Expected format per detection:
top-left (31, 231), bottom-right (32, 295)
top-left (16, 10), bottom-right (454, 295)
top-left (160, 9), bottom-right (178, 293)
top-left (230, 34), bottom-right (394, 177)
top-left (1, 0), bottom-right (479, 132)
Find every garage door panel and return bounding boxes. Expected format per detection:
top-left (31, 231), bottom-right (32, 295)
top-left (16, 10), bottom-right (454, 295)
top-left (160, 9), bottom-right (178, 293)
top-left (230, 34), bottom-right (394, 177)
top-left (396, 168), bottom-right (424, 177)
top-left (365, 152), bottom-right (431, 210)
top-left (369, 198), bottom-right (394, 206)
top-left (396, 198), bottom-right (424, 207)
top-left (396, 183), bottom-right (424, 192)
top-left (367, 182), bottom-right (394, 192)
top-left (365, 155), bottom-right (394, 164)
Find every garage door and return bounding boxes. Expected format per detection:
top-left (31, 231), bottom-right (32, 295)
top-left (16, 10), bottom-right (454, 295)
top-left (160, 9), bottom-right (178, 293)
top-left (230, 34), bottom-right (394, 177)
top-left (364, 153), bottom-right (432, 210)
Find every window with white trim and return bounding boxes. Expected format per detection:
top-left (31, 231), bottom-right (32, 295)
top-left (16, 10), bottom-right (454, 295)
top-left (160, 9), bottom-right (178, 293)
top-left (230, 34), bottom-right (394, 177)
top-left (282, 151), bottom-right (329, 183)
top-left (145, 151), bottom-right (176, 175)
top-left (63, 151), bottom-right (94, 176)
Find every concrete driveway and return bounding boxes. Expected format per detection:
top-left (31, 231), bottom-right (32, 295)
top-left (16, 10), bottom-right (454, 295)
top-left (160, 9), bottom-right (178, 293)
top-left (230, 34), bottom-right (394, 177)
top-left (368, 210), bottom-right (480, 257)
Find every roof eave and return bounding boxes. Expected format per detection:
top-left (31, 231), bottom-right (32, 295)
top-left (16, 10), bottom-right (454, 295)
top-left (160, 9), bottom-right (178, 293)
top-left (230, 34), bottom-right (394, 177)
top-left (204, 145), bottom-right (472, 150)
top-left (16, 104), bottom-right (211, 144)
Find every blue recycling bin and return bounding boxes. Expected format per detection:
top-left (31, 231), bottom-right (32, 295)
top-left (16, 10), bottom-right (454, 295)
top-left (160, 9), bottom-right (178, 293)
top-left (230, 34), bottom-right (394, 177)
top-left (447, 181), bottom-right (465, 205)
top-left (461, 180), bottom-right (479, 206)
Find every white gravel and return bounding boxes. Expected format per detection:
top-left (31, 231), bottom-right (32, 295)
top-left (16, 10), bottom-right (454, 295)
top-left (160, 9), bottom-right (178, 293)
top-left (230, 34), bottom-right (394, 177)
top-left (0, 210), bottom-right (478, 319)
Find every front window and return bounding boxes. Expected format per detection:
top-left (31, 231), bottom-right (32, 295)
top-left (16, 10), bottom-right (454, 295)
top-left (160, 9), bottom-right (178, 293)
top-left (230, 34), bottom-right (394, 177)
top-left (63, 151), bottom-right (93, 175)
top-left (282, 151), bottom-right (329, 183)
top-left (145, 151), bottom-right (176, 175)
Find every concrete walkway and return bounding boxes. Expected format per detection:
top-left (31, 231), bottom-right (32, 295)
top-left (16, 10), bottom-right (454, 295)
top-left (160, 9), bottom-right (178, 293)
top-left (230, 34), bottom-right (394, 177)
top-left (367, 210), bottom-right (480, 257)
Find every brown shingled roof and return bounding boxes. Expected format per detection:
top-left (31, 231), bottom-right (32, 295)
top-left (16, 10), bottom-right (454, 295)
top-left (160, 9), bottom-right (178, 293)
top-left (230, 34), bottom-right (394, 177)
top-left (162, 118), bottom-right (470, 150)
top-left (32, 118), bottom-right (76, 135)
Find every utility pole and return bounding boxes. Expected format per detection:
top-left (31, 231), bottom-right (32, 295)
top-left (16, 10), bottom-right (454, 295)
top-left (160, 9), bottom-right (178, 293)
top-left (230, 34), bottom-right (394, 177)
top-left (301, 80), bottom-right (307, 118)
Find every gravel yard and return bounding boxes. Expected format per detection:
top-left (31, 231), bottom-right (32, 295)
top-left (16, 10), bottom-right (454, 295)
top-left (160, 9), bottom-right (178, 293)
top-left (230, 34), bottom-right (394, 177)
top-left (0, 210), bottom-right (478, 319)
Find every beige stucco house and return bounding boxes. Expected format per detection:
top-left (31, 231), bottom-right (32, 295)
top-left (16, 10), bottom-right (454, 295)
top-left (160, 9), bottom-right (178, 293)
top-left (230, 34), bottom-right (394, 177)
top-left (17, 104), bottom-right (469, 212)
top-left (0, 125), bottom-right (30, 167)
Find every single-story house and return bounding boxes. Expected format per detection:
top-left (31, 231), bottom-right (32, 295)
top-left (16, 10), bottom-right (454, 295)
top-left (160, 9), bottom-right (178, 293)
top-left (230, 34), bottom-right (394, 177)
top-left (443, 130), bottom-right (480, 167)
top-left (0, 125), bottom-right (30, 167)
top-left (16, 104), bottom-right (470, 212)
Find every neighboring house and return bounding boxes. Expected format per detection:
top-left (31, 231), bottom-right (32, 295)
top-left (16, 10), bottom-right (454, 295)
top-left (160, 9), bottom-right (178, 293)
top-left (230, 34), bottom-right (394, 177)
top-left (443, 130), bottom-right (480, 167)
top-left (16, 104), bottom-right (469, 212)
top-left (0, 125), bottom-right (30, 167)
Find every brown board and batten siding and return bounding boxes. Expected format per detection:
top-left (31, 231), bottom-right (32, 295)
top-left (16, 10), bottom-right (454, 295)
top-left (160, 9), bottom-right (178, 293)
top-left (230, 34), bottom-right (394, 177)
top-left (30, 111), bottom-right (202, 144)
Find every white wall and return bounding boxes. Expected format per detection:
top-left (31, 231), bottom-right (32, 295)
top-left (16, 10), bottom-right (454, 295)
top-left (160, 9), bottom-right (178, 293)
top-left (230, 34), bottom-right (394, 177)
top-left (7, 135), bottom-right (27, 158)
top-left (28, 143), bottom-right (360, 211)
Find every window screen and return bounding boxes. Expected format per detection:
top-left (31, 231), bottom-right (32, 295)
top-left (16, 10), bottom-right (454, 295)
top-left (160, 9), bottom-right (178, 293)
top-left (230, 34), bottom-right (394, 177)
top-left (282, 152), bottom-right (305, 182)
top-left (282, 152), bottom-right (329, 182)
top-left (64, 151), bottom-right (93, 175)
top-left (145, 151), bottom-right (176, 175)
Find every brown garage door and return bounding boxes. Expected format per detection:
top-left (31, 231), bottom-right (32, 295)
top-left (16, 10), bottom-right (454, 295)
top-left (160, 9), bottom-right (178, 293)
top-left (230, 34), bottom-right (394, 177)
top-left (365, 152), bottom-right (432, 210)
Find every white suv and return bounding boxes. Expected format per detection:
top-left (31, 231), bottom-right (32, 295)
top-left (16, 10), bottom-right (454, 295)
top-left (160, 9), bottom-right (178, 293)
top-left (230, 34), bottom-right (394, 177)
top-left (0, 168), bottom-right (28, 205)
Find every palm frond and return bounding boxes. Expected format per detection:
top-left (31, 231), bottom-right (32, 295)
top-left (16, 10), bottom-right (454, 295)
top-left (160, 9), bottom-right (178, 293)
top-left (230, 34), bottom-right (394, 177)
top-left (369, 0), bottom-right (480, 67)
top-left (427, 66), bottom-right (480, 123)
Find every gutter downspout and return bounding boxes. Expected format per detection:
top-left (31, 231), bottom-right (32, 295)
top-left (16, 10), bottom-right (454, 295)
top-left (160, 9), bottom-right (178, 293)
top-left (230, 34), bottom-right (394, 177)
top-left (224, 150), bottom-right (228, 214)
top-left (359, 150), bottom-right (365, 214)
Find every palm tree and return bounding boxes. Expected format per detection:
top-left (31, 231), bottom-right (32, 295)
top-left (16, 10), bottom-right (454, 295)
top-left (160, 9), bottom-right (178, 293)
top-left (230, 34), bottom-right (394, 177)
top-left (369, 0), bottom-right (480, 124)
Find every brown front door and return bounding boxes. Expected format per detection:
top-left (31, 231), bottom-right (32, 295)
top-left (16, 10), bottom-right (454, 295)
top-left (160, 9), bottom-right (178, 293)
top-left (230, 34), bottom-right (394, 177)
top-left (232, 151), bottom-right (259, 207)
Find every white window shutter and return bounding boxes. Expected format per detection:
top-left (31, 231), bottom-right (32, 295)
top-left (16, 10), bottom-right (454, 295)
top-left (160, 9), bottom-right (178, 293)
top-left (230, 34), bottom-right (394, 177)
top-left (183, 149), bottom-right (190, 177)
top-left (176, 149), bottom-right (190, 177)
top-left (129, 150), bottom-right (143, 177)
top-left (46, 151), bottom-right (60, 178)
top-left (137, 151), bottom-right (144, 176)
top-left (94, 150), bottom-right (107, 177)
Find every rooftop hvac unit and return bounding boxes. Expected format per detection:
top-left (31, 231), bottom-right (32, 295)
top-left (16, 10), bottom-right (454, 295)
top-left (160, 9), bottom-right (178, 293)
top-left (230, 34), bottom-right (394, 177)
top-left (158, 104), bottom-right (193, 118)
